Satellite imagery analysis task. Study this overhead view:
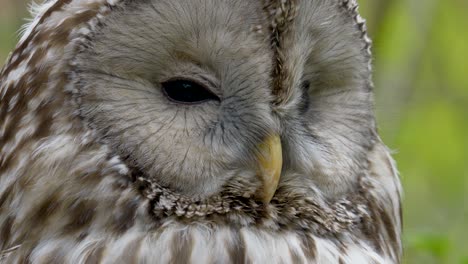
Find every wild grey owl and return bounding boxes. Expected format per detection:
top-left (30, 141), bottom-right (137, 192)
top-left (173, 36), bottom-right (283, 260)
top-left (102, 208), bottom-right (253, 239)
top-left (0, 0), bottom-right (402, 263)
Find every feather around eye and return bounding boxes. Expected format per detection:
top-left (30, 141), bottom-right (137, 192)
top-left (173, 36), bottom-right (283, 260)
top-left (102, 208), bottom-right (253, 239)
top-left (161, 78), bottom-right (220, 105)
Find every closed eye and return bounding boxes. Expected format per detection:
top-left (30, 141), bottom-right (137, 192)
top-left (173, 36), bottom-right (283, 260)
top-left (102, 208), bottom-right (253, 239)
top-left (299, 80), bottom-right (311, 113)
top-left (161, 78), bottom-right (220, 104)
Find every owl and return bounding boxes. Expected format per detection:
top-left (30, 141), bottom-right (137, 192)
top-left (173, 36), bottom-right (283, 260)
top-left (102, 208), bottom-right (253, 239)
top-left (0, 0), bottom-right (402, 263)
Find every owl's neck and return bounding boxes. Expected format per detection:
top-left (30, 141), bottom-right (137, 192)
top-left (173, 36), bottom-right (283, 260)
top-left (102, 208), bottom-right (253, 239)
top-left (134, 174), bottom-right (372, 235)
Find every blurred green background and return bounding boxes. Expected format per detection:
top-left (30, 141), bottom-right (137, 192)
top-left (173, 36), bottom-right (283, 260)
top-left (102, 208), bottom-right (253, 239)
top-left (1, 0), bottom-right (467, 263)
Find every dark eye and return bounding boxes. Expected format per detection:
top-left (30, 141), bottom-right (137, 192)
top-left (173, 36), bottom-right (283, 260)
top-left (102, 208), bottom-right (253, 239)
top-left (161, 79), bottom-right (220, 104)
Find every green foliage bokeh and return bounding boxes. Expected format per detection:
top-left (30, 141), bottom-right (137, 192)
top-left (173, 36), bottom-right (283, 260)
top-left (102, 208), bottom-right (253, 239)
top-left (1, 1), bottom-right (467, 263)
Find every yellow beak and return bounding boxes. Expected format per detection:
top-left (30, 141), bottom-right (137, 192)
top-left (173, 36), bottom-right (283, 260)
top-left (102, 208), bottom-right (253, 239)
top-left (256, 134), bottom-right (283, 204)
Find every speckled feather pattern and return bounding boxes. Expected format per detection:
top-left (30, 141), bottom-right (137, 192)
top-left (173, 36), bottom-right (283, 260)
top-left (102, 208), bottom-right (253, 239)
top-left (0, 0), bottom-right (402, 263)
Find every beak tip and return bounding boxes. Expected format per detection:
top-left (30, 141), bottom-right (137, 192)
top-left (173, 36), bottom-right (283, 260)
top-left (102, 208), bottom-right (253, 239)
top-left (256, 134), bottom-right (282, 204)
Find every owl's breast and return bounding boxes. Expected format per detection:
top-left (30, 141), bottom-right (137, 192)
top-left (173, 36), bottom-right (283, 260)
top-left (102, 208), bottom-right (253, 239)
top-left (133, 222), bottom-right (394, 264)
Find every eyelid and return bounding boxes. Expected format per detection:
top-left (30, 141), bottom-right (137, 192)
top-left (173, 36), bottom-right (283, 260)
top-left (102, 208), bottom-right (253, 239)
top-left (163, 77), bottom-right (206, 89)
top-left (198, 74), bottom-right (222, 98)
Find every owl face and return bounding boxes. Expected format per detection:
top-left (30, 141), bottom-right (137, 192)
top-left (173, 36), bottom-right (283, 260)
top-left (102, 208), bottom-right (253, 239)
top-left (73, 0), bottom-right (374, 199)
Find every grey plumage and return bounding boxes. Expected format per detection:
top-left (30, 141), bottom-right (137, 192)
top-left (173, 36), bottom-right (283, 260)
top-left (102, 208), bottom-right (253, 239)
top-left (0, 0), bottom-right (402, 263)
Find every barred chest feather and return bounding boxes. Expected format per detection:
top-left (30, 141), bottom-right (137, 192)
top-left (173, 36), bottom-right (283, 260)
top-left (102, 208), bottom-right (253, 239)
top-left (5, 222), bottom-right (394, 263)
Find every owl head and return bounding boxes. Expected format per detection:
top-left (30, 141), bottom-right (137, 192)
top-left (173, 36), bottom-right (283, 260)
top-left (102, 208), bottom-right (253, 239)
top-left (71, 0), bottom-right (374, 202)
